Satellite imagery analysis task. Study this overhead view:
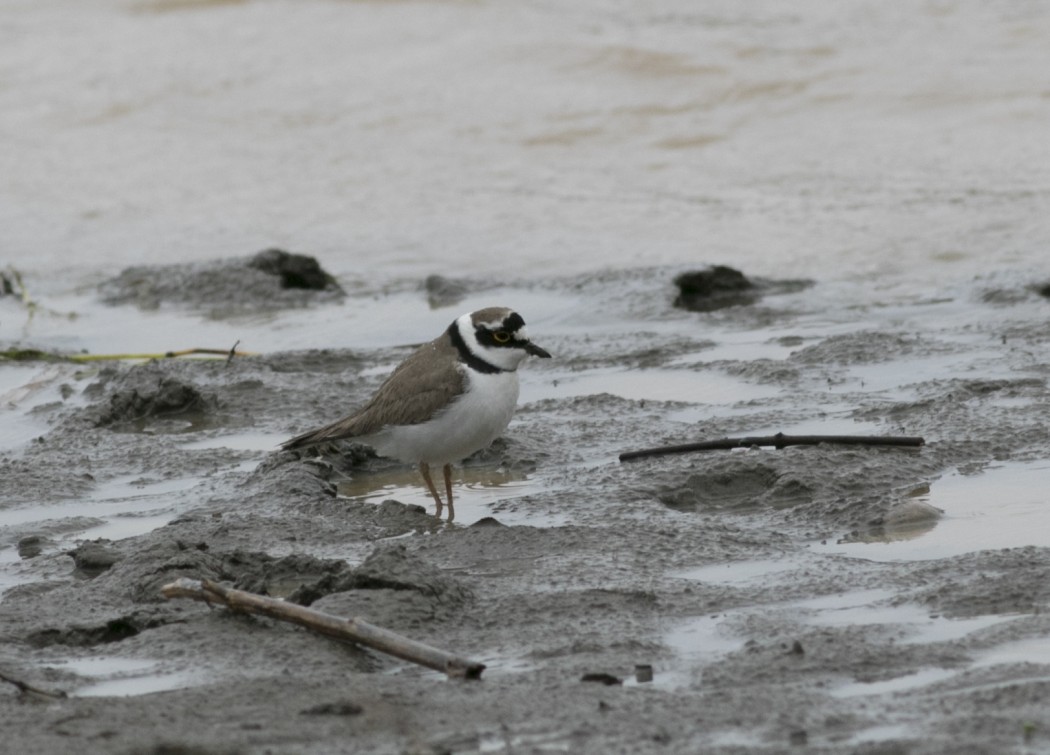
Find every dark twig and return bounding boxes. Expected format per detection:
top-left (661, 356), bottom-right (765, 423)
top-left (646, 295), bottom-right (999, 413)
top-left (161, 578), bottom-right (485, 679)
top-left (619, 433), bottom-right (925, 462)
top-left (226, 339), bottom-right (241, 366)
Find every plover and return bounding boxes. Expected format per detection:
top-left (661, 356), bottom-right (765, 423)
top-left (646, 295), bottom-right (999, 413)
top-left (282, 307), bottom-right (551, 518)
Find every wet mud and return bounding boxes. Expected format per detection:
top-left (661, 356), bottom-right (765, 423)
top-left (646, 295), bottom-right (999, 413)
top-left (98, 249), bottom-right (344, 313)
top-left (3, 262), bottom-right (1050, 754)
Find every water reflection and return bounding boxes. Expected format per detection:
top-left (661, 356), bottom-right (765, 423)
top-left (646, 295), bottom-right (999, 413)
top-left (823, 461), bottom-right (1050, 560)
top-left (336, 465), bottom-right (554, 527)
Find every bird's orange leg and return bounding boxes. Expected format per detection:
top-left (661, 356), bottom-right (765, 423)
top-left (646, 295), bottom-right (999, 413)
top-left (419, 462), bottom-right (444, 517)
top-left (443, 463), bottom-right (455, 522)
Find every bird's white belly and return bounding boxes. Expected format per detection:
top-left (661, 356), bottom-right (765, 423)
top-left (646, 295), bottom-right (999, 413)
top-left (365, 370), bottom-right (520, 465)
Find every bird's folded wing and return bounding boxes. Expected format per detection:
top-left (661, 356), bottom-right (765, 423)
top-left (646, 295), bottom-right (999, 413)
top-left (282, 337), bottom-right (466, 448)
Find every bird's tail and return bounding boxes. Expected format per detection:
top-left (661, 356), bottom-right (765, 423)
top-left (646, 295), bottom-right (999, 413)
top-left (281, 415), bottom-right (361, 451)
top-left (281, 424), bottom-right (337, 451)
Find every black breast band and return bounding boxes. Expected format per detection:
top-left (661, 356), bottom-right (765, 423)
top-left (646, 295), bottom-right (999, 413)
top-left (448, 322), bottom-right (505, 374)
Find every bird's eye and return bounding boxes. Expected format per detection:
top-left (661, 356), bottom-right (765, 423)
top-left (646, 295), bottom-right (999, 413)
top-left (493, 331), bottom-right (511, 344)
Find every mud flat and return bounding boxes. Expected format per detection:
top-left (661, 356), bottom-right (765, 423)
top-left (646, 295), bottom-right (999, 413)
top-left (3, 264), bottom-right (1050, 754)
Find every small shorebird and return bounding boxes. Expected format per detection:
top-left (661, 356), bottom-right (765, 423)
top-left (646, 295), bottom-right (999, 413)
top-left (282, 307), bottom-right (550, 518)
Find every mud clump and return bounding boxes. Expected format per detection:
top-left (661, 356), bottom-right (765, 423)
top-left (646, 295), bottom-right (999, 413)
top-left (247, 248), bottom-right (338, 290)
top-left (87, 364), bottom-right (216, 429)
top-left (17, 535), bottom-right (48, 559)
top-left (674, 266), bottom-right (757, 311)
top-left (0, 269), bottom-right (17, 296)
top-left (423, 273), bottom-right (471, 308)
top-left (120, 541), bottom-right (354, 604)
top-left (69, 541), bottom-right (123, 576)
top-left (673, 265), bottom-right (812, 312)
top-left (99, 249), bottom-right (344, 312)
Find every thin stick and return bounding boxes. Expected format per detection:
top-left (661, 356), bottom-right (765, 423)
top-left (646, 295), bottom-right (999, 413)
top-left (0, 669), bottom-right (67, 699)
top-left (2, 346), bottom-right (257, 364)
top-left (70, 347), bottom-right (255, 363)
top-left (619, 433), bottom-right (925, 462)
top-left (161, 578), bottom-right (485, 679)
top-left (225, 340), bottom-right (241, 366)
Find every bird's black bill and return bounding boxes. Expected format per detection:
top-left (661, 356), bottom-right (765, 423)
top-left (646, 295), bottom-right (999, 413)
top-left (524, 341), bottom-right (552, 358)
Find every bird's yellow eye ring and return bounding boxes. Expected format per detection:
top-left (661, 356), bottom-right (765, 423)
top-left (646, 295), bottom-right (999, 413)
top-left (493, 331), bottom-right (511, 344)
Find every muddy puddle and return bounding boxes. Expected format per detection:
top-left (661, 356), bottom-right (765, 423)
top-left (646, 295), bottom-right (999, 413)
top-left (822, 460), bottom-right (1050, 561)
top-left (57, 656), bottom-right (203, 699)
top-left (336, 466), bottom-right (563, 528)
top-left (3, 264), bottom-right (1050, 754)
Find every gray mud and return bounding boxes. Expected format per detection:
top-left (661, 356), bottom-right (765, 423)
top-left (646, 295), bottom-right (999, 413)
top-left (98, 249), bottom-right (345, 313)
top-left (3, 264), bottom-right (1050, 754)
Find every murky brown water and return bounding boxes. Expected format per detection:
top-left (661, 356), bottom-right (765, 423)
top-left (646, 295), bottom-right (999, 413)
top-left (3, 0), bottom-right (1050, 751)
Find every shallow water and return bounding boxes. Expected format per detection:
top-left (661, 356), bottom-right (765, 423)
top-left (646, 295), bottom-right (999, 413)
top-left (665, 576), bottom-right (1037, 700)
top-left (822, 461), bottom-right (1050, 561)
top-left (3, 1), bottom-right (1049, 303)
top-left (0, 364), bottom-right (76, 448)
top-left (830, 632), bottom-right (1050, 700)
top-left (0, 475), bottom-right (192, 539)
top-left (55, 656), bottom-right (203, 698)
top-left (526, 367), bottom-right (778, 405)
top-left (336, 464), bottom-right (565, 528)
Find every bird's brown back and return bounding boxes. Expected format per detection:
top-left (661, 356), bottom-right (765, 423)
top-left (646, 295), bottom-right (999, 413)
top-left (281, 332), bottom-right (467, 449)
